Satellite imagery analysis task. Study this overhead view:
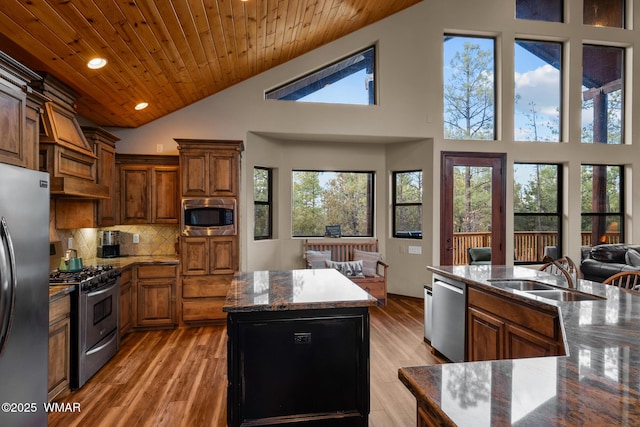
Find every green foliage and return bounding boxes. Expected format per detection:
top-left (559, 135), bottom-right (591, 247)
top-left (453, 166), bottom-right (492, 232)
top-left (292, 171), bottom-right (373, 237)
top-left (395, 171), bottom-right (422, 234)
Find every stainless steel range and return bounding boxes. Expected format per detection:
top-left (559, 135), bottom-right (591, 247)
top-left (50, 265), bottom-right (121, 389)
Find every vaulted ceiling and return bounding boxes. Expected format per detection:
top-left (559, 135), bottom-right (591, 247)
top-left (0, 1), bottom-right (421, 128)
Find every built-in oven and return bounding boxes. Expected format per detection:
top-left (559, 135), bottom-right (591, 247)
top-left (181, 197), bottom-right (236, 236)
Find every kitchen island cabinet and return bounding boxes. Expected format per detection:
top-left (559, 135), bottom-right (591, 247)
top-left (223, 269), bottom-right (377, 427)
top-left (400, 265), bottom-right (640, 426)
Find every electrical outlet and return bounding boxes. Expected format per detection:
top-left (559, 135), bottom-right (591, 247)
top-left (67, 237), bottom-right (73, 249)
top-left (133, 234), bottom-right (140, 244)
top-left (156, 144), bottom-right (163, 153)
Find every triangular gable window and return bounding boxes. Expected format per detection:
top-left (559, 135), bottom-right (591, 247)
top-left (265, 46), bottom-right (376, 105)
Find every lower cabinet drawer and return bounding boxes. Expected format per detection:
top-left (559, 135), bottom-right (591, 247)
top-left (182, 298), bottom-right (226, 322)
top-left (49, 295), bottom-right (70, 323)
top-left (182, 276), bottom-right (231, 298)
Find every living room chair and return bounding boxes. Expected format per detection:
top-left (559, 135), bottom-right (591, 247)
top-left (603, 271), bottom-right (640, 291)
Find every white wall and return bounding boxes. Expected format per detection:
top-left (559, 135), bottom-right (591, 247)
top-left (107, 0), bottom-right (640, 298)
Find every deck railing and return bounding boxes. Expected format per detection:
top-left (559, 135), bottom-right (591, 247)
top-left (453, 231), bottom-right (621, 265)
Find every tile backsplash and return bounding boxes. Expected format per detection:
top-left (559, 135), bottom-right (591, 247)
top-left (56, 225), bottom-right (179, 260)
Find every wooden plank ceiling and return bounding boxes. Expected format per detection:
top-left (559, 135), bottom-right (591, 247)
top-left (0, 0), bottom-right (421, 128)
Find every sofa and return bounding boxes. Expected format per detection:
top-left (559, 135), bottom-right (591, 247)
top-left (580, 244), bottom-right (640, 282)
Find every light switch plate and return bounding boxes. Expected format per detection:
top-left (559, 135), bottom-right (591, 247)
top-left (133, 234), bottom-right (140, 244)
top-left (408, 245), bottom-right (422, 255)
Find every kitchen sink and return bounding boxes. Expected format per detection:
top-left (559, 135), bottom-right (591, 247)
top-left (522, 289), bottom-right (606, 302)
top-left (488, 280), bottom-right (557, 291)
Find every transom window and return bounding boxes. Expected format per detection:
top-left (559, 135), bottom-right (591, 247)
top-left (265, 47), bottom-right (376, 105)
top-left (516, 0), bottom-right (563, 22)
top-left (392, 171), bottom-right (422, 239)
top-left (292, 171), bottom-right (374, 237)
top-left (514, 163), bottom-right (562, 263)
top-left (443, 35), bottom-right (496, 140)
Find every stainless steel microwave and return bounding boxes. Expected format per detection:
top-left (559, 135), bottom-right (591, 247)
top-left (181, 198), bottom-right (236, 236)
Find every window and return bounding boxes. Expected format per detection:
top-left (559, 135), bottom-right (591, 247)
top-left (581, 165), bottom-right (623, 246)
top-left (514, 163), bottom-right (562, 263)
top-left (584, 0), bottom-right (624, 28)
top-left (393, 171), bottom-right (422, 238)
top-left (516, 0), bottom-right (563, 22)
top-left (582, 45), bottom-right (624, 144)
top-left (443, 35), bottom-right (496, 140)
top-left (265, 47), bottom-right (375, 105)
top-left (514, 40), bottom-right (562, 142)
top-left (292, 171), bottom-right (374, 237)
top-left (254, 167), bottom-right (272, 240)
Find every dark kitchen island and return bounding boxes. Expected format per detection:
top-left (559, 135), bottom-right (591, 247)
top-left (223, 269), bottom-right (377, 427)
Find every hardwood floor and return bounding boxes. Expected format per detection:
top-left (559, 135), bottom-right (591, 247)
top-left (48, 294), bottom-right (444, 426)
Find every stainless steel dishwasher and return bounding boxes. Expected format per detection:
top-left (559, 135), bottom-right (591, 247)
top-left (431, 276), bottom-right (466, 362)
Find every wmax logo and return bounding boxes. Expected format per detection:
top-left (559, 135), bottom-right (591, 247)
top-left (43, 402), bottom-right (81, 412)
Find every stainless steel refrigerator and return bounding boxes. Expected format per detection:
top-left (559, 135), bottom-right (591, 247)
top-left (0, 163), bottom-right (49, 426)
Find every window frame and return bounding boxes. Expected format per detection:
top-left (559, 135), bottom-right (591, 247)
top-left (514, 38), bottom-right (563, 143)
top-left (392, 170), bottom-right (423, 239)
top-left (265, 46), bottom-right (376, 105)
top-left (291, 170), bottom-right (375, 238)
top-left (253, 167), bottom-right (273, 241)
top-left (513, 163), bottom-right (563, 264)
top-left (443, 34), bottom-right (497, 141)
top-left (581, 164), bottom-right (625, 245)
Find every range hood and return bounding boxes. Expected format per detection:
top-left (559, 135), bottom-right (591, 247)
top-left (33, 74), bottom-right (109, 199)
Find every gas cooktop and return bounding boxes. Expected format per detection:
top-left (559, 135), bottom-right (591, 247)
top-left (49, 265), bottom-right (117, 284)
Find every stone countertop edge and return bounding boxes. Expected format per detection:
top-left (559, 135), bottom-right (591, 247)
top-left (401, 265), bottom-right (640, 426)
top-left (223, 269), bottom-right (378, 313)
top-left (49, 284), bottom-right (75, 301)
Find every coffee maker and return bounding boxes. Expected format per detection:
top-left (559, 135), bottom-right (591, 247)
top-left (98, 230), bottom-right (120, 258)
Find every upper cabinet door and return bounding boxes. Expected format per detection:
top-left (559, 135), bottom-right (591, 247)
top-left (209, 150), bottom-right (238, 197)
top-left (181, 151), bottom-right (209, 197)
top-left (0, 83), bottom-right (26, 168)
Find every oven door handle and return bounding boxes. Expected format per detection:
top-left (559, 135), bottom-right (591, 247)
top-left (86, 281), bottom-right (118, 298)
top-left (86, 330), bottom-right (117, 356)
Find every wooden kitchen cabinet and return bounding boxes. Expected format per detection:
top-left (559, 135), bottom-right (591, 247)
top-left (135, 264), bottom-right (177, 328)
top-left (180, 236), bottom-right (237, 322)
top-left (175, 139), bottom-right (243, 325)
top-left (119, 266), bottom-right (133, 338)
top-left (176, 139), bottom-right (242, 197)
top-left (117, 155), bottom-right (179, 225)
top-left (0, 51), bottom-right (43, 170)
top-left (84, 127), bottom-right (119, 227)
top-left (467, 286), bottom-right (563, 362)
top-left (48, 293), bottom-right (71, 401)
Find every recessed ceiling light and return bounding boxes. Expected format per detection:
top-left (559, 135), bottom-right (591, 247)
top-left (135, 102), bottom-right (149, 111)
top-left (87, 57), bottom-right (107, 69)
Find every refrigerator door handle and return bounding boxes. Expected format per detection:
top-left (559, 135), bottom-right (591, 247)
top-left (0, 217), bottom-right (17, 356)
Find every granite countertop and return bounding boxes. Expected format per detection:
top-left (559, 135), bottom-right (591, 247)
top-left (49, 284), bottom-right (75, 301)
top-left (399, 265), bottom-right (640, 426)
top-left (223, 269), bottom-right (378, 313)
top-left (80, 255), bottom-right (179, 269)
